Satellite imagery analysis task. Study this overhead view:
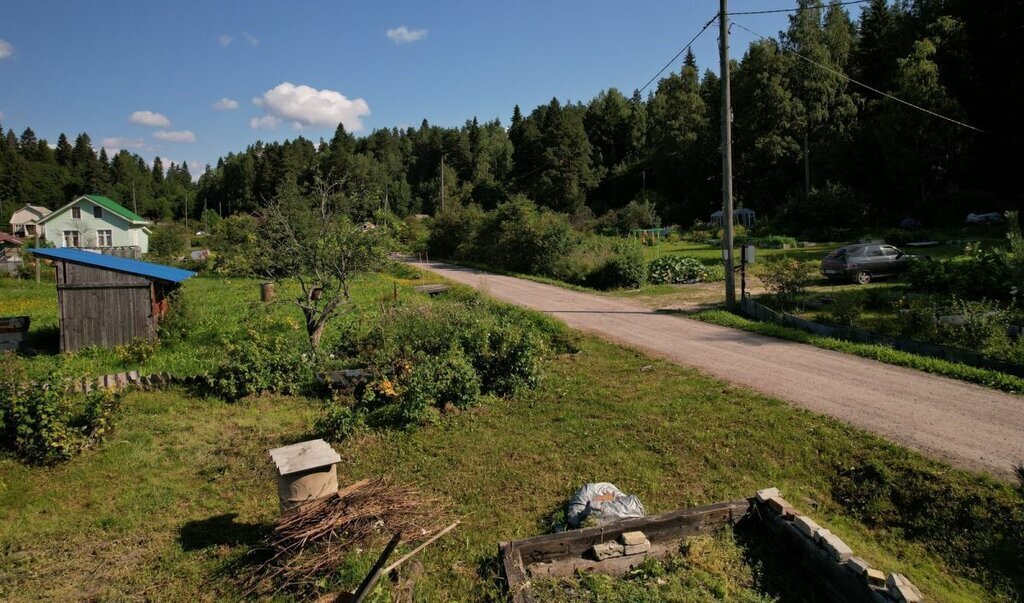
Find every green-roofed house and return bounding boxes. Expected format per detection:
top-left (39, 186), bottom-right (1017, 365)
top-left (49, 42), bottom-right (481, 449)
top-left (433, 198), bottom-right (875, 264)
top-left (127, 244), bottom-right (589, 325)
top-left (34, 195), bottom-right (153, 254)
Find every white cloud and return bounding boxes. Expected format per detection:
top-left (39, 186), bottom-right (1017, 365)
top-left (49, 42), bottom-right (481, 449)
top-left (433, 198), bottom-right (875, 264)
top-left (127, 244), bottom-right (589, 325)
top-left (218, 34), bottom-right (233, 47)
top-left (252, 82), bottom-right (370, 131)
top-left (153, 130), bottom-right (196, 143)
top-left (241, 31), bottom-right (259, 46)
top-left (100, 137), bottom-right (147, 150)
top-left (386, 26), bottom-right (427, 44)
top-left (0, 39), bottom-right (13, 60)
top-left (249, 115), bottom-right (281, 130)
top-left (211, 97), bottom-right (239, 111)
top-left (129, 110), bottom-right (171, 127)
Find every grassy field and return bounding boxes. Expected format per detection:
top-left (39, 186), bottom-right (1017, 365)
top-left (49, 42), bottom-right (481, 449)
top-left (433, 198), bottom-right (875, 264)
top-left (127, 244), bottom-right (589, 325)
top-left (1, 273), bottom-right (1020, 601)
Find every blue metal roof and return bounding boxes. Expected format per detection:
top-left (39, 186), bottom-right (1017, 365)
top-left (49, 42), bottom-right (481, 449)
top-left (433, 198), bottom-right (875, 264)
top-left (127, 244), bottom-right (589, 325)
top-left (30, 248), bottom-right (196, 284)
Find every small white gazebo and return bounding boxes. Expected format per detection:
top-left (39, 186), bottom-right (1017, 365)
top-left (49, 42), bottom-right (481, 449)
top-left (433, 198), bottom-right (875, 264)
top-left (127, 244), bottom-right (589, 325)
top-left (710, 208), bottom-right (756, 227)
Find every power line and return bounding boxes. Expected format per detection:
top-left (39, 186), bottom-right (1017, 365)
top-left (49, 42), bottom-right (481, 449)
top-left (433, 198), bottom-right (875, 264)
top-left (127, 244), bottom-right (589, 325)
top-left (639, 15), bottom-right (718, 94)
top-left (730, 20), bottom-right (989, 135)
top-left (727, 0), bottom-right (868, 16)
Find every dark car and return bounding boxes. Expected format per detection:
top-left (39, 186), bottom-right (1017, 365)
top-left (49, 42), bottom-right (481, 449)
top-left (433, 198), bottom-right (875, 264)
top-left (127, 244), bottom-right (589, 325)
top-left (820, 243), bottom-right (911, 284)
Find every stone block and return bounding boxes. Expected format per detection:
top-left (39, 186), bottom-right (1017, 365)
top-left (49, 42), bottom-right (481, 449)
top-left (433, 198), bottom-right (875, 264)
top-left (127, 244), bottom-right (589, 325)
top-left (846, 556), bottom-right (870, 577)
top-left (756, 487), bottom-right (780, 503)
top-left (887, 574), bottom-right (923, 602)
top-left (866, 568), bottom-right (886, 587)
top-left (619, 531), bottom-right (647, 546)
top-left (795, 515), bottom-right (822, 539)
top-left (591, 541), bottom-right (625, 560)
top-left (766, 495), bottom-right (796, 519)
top-left (818, 530), bottom-right (853, 563)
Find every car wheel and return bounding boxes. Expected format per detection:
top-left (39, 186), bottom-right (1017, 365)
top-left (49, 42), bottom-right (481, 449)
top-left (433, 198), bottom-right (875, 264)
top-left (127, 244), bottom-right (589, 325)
top-left (855, 271), bottom-right (872, 285)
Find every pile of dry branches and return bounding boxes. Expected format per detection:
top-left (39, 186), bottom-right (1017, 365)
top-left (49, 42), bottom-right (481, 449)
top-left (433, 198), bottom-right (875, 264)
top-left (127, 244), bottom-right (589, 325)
top-left (247, 477), bottom-right (447, 593)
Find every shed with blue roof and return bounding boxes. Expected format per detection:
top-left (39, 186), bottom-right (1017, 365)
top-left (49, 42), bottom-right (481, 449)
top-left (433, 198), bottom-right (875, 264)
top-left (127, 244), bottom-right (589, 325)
top-left (30, 248), bottom-right (195, 352)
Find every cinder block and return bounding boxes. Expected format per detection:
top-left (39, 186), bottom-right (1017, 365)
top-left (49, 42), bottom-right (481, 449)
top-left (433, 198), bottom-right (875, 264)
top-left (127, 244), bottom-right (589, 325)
top-left (866, 568), bottom-right (886, 587)
top-left (846, 556), bottom-right (871, 576)
top-left (818, 530), bottom-right (853, 563)
top-left (624, 541), bottom-right (651, 555)
top-left (619, 531), bottom-right (647, 546)
top-left (756, 487), bottom-right (780, 503)
top-left (795, 515), bottom-right (822, 539)
top-left (767, 495), bottom-right (796, 519)
top-left (591, 541), bottom-right (625, 560)
top-left (887, 574), bottom-right (923, 602)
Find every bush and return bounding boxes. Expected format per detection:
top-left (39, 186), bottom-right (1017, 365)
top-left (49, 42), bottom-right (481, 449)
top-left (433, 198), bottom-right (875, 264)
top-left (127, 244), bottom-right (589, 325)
top-left (149, 224), bottom-right (191, 258)
top-left (209, 328), bottom-right (314, 401)
top-left (588, 238), bottom-right (646, 289)
top-left (210, 214), bottom-right (260, 275)
top-left (759, 258), bottom-right (812, 309)
top-left (751, 235), bottom-right (797, 249)
top-left (936, 298), bottom-right (1012, 356)
top-left (114, 338), bottom-right (159, 366)
top-left (820, 295), bottom-right (864, 328)
top-left (648, 256), bottom-right (715, 284)
top-left (0, 360), bottom-right (121, 464)
top-left (894, 296), bottom-right (939, 341)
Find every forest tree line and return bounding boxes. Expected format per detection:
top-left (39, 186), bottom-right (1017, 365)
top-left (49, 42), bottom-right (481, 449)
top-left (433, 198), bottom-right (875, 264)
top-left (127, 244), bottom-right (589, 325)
top-left (2, 0), bottom-right (1021, 239)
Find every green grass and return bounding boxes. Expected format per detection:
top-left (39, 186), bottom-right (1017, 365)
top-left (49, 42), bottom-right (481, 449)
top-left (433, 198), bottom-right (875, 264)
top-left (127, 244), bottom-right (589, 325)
top-left (693, 309), bottom-right (1024, 394)
top-left (2, 274), bottom-right (1021, 601)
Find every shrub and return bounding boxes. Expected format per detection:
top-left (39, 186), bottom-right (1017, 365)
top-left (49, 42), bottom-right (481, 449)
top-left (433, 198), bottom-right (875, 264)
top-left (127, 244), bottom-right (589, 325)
top-left (821, 295), bottom-right (864, 328)
top-left (648, 256), bottom-right (714, 284)
top-left (759, 258), bottom-right (812, 309)
top-left (149, 224), bottom-right (191, 258)
top-left (684, 227), bottom-right (714, 244)
top-left (894, 296), bottom-right (939, 341)
top-left (751, 235), bottom-right (797, 249)
top-left (0, 360), bottom-right (121, 464)
top-left (210, 328), bottom-right (313, 401)
top-left (114, 338), bottom-right (159, 366)
top-left (588, 238), bottom-right (646, 289)
top-left (210, 214), bottom-right (260, 275)
top-left (401, 347), bottom-right (482, 415)
top-left (936, 298), bottom-right (1011, 356)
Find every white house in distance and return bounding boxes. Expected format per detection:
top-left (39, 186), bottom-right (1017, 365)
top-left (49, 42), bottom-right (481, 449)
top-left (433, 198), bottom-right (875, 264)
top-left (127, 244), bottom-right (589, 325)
top-left (34, 195), bottom-right (152, 253)
top-left (9, 204), bottom-right (52, 237)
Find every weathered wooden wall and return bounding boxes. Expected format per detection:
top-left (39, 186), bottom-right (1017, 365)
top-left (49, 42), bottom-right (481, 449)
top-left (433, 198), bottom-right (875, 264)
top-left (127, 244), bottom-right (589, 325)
top-left (56, 261), bottom-right (155, 352)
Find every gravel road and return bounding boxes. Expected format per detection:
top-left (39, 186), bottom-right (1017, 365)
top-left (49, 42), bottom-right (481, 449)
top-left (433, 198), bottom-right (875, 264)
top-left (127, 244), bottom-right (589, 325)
top-left (418, 261), bottom-right (1024, 478)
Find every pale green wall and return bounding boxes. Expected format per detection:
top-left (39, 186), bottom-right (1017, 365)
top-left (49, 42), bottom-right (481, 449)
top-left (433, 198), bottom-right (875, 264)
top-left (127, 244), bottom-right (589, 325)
top-left (40, 198), bottom-right (149, 253)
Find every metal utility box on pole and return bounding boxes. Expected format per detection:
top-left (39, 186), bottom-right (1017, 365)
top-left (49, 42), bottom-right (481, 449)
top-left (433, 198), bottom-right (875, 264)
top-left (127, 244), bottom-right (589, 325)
top-left (719, 0), bottom-right (736, 310)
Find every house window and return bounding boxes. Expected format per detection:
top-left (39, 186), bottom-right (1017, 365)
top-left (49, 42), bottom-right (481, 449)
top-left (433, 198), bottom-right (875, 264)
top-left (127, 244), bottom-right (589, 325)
top-left (63, 230), bottom-right (80, 248)
top-left (71, 207), bottom-right (81, 219)
top-left (97, 230), bottom-right (113, 247)
top-left (93, 206), bottom-right (103, 219)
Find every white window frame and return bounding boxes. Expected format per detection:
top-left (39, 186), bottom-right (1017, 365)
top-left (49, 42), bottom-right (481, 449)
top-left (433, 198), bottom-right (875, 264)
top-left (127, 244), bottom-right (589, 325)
top-left (63, 230), bottom-right (80, 248)
top-left (71, 207), bottom-right (82, 219)
top-left (97, 229), bottom-right (113, 247)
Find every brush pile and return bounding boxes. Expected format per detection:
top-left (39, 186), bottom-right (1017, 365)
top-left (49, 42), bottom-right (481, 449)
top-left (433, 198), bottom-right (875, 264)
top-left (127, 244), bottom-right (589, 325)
top-left (248, 477), bottom-right (447, 593)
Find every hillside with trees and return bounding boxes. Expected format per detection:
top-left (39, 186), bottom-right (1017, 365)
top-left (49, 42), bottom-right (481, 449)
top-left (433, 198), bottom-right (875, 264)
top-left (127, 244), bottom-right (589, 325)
top-left (2, 0), bottom-right (1021, 239)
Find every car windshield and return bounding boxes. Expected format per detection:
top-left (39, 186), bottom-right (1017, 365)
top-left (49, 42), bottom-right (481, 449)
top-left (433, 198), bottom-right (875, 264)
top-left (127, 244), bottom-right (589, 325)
top-left (826, 247), bottom-right (850, 259)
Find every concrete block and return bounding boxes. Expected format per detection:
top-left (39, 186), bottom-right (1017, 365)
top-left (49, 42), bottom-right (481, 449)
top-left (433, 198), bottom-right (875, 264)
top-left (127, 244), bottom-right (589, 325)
top-left (767, 495), bottom-right (796, 519)
top-left (591, 541), bottom-right (625, 560)
top-left (624, 542), bottom-right (651, 555)
top-left (795, 515), bottom-right (822, 539)
top-left (887, 574), bottom-right (923, 602)
top-left (866, 568), bottom-right (886, 587)
top-left (756, 487), bottom-right (780, 503)
top-left (846, 556), bottom-right (871, 577)
top-left (619, 531), bottom-right (647, 546)
top-left (818, 530), bottom-right (853, 563)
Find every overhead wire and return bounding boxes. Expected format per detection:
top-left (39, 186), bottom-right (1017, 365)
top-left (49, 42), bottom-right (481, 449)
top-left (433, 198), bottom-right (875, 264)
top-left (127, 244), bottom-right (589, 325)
top-left (729, 19), bottom-right (990, 136)
top-left (638, 15), bottom-right (719, 94)
top-left (728, 0), bottom-right (869, 16)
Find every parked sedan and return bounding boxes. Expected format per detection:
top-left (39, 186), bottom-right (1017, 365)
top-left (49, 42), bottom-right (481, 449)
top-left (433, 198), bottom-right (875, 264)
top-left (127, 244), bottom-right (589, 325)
top-left (820, 243), bottom-right (912, 284)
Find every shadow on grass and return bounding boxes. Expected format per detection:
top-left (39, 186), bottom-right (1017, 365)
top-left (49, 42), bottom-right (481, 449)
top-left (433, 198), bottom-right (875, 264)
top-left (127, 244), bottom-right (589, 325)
top-left (734, 515), bottom-right (821, 603)
top-left (179, 513), bottom-right (270, 551)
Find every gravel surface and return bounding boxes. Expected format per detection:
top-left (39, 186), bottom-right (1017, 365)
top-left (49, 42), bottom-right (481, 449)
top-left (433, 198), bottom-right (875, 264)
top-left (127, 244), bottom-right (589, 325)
top-left (419, 261), bottom-right (1024, 478)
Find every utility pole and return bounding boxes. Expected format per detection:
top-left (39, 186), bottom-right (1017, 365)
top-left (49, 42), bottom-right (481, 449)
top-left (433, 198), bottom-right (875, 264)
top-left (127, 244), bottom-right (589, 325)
top-left (384, 181), bottom-right (390, 214)
top-left (720, 0), bottom-right (736, 310)
top-left (184, 192), bottom-right (189, 229)
top-left (804, 131), bottom-right (810, 197)
top-left (440, 155), bottom-right (446, 213)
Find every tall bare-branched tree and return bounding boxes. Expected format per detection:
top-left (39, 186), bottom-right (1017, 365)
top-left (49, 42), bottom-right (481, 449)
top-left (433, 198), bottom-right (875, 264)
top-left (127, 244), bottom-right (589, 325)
top-left (257, 176), bottom-right (388, 350)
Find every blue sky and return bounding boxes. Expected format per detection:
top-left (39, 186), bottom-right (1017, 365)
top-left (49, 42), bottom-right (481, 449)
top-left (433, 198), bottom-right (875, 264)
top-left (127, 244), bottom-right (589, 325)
top-left (0, 1), bottom-right (854, 176)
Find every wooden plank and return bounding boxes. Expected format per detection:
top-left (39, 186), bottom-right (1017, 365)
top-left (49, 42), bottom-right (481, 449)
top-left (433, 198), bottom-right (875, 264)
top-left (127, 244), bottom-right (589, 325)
top-left (514, 499), bottom-right (750, 563)
top-left (57, 282), bottom-right (150, 290)
top-left (352, 532), bottom-right (403, 603)
top-left (499, 542), bottom-right (533, 603)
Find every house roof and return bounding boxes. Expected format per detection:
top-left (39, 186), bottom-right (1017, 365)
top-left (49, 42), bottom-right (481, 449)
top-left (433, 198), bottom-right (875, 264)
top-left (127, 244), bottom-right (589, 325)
top-left (35, 195), bottom-right (149, 226)
top-left (0, 233), bottom-right (23, 245)
top-left (30, 248), bottom-right (195, 283)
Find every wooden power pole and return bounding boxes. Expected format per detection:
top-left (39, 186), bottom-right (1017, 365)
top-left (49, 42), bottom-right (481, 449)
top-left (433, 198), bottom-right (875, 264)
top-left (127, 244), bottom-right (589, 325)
top-left (720, 0), bottom-right (736, 310)
top-left (440, 155), bottom-right (446, 213)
